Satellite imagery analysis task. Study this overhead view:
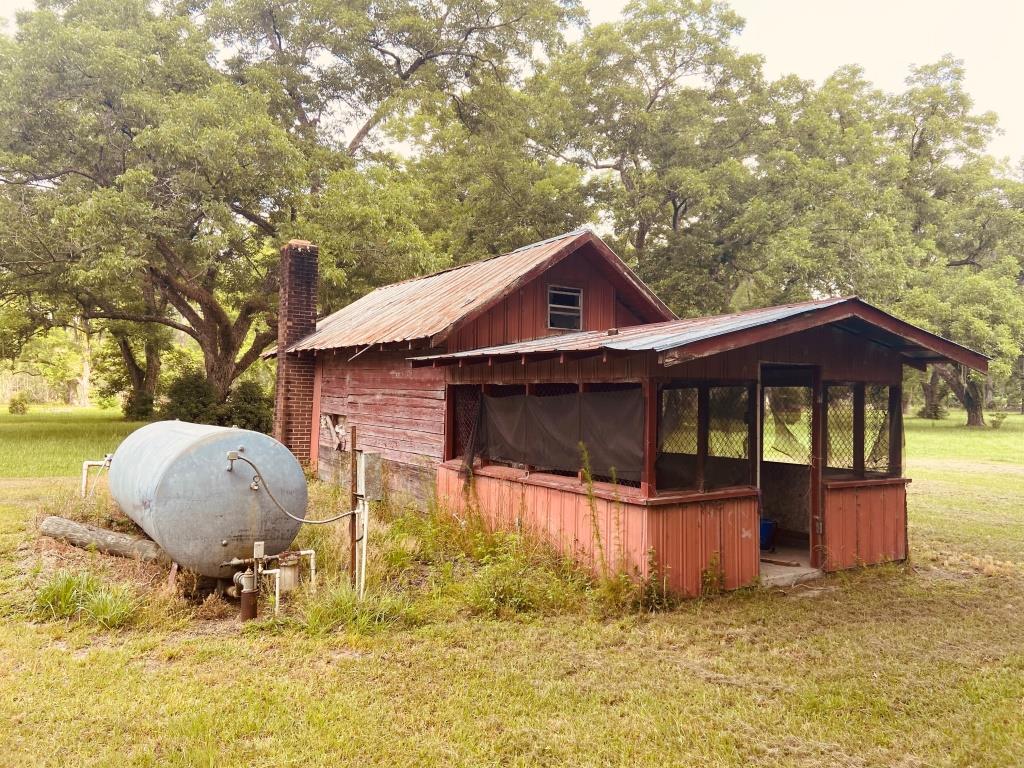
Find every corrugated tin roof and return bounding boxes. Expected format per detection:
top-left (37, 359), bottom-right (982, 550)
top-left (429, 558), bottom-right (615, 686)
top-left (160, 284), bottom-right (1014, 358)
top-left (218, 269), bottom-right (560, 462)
top-left (286, 228), bottom-right (672, 353)
top-left (412, 297), bottom-right (850, 359)
top-left (410, 296), bottom-right (989, 372)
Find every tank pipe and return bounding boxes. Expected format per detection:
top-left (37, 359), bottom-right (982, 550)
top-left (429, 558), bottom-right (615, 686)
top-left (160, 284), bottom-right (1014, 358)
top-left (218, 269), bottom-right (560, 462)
top-left (80, 455), bottom-right (112, 498)
top-left (226, 452), bottom-right (354, 525)
top-left (260, 567), bottom-right (282, 615)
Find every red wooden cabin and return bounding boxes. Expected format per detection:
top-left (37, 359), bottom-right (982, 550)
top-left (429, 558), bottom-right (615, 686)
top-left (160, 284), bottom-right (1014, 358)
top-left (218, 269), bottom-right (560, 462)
top-left (272, 232), bottom-right (987, 595)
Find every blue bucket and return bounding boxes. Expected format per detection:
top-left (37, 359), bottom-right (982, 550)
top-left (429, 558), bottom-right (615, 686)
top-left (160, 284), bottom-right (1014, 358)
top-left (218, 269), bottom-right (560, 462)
top-left (760, 519), bottom-right (777, 551)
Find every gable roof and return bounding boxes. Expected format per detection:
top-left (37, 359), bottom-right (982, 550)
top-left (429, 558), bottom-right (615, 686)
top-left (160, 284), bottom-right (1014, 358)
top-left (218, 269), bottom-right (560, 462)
top-left (410, 296), bottom-right (989, 373)
top-left (285, 229), bottom-right (674, 353)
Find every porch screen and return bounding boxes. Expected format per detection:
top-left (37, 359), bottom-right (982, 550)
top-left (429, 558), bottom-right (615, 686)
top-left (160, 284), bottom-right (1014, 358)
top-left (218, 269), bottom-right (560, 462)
top-left (864, 385), bottom-right (891, 473)
top-left (480, 385), bottom-right (643, 482)
top-left (657, 385), bottom-right (698, 490)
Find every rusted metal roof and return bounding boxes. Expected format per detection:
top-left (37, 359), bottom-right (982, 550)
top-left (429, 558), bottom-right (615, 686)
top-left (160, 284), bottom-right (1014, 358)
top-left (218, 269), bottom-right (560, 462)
top-left (410, 297), bottom-right (990, 372)
top-left (286, 228), bottom-right (673, 353)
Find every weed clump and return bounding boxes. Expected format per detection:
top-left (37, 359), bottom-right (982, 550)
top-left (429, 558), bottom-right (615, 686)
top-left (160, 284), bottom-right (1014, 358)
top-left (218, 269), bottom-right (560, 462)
top-left (300, 581), bottom-right (420, 636)
top-left (34, 569), bottom-right (138, 629)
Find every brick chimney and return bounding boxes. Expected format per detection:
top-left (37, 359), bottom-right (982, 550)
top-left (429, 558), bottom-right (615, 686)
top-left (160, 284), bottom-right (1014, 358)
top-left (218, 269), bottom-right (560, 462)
top-left (273, 239), bottom-right (319, 463)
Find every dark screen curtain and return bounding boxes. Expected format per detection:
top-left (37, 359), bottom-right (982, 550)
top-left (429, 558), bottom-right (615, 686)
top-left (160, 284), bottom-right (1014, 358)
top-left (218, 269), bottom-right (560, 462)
top-left (482, 394), bottom-right (527, 465)
top-left (581, 389), bottom-right (643, 482)
top-left (481, 388), bottom-right (643, 482)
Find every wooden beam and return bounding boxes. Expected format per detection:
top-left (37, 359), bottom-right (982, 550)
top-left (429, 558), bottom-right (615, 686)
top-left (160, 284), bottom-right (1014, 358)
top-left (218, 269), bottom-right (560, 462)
top-left (809, 367), bottom-right (825, 569)
top-left (641, 379), bottom-right (658, 497)
top-left (696, 384), bottom-right (710, 492)
top-left (889, 385), bottom-right (903, 477)
top-left (853, 383), bottom-right (866, 477)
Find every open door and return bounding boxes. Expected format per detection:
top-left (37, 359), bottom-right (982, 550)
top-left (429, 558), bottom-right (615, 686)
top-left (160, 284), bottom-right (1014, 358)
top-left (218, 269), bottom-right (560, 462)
top-left (759, 365), bottom-right (819, 571)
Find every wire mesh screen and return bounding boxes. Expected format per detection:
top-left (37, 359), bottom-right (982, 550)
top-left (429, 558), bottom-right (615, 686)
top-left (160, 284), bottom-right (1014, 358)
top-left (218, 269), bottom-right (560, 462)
top-left (659, 386), bottom-right (698, 454)
top-left (451, 385), bottom-right (482, 460)
top-left (763, 386), bottom-right (811, 464)
top-left (708, 386), bottom-right (749, 459)
top-left (656, 385), bottom-right (698, 490)
top-left (707, 386), bottom-right (751, 489)
top-left (865, 385), bottom-right (891, 473)
top-left (826, 385), bottom-right (855, 470)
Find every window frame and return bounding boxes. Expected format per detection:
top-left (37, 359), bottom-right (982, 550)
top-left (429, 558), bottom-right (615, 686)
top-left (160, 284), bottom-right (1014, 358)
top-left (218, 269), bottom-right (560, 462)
top-left (547, 284), bottom-right (583, 331)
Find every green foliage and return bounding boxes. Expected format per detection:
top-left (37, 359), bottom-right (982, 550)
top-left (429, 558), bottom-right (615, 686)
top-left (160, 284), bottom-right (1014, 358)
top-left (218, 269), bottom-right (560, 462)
top-left (34, 570), bottom-right (100, 621)
top-left (7, 391), bottom-right (29, 415)
top-left (123, 390), bottom-right (155, 421)
top-left (161, 371), bottom-right (220, 424)
top-left (34, 570), bottom-right (137, 629)
top-left (221, 380), bottom-right (273, 433)
top-left (300, 581), bottom-right (420, 636)
top-left (161, 370), bottom-right (273, 430)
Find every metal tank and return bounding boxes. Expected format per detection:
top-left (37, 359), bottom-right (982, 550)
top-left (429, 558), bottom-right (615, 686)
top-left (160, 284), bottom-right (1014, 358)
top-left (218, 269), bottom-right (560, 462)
top-left (108, 421), bottom-right (307, 578)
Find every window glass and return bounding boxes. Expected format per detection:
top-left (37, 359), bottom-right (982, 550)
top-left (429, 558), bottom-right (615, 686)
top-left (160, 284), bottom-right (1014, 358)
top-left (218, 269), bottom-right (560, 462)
top-left (548, 286), bottom-right (582, 330)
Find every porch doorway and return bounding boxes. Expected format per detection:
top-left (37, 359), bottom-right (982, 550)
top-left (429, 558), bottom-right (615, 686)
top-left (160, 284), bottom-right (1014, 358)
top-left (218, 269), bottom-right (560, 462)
top-left (759, 365), bottom-right (820, 584)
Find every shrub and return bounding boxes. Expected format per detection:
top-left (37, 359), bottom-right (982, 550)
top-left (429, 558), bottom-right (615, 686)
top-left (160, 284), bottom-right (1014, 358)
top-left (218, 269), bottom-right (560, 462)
top-left (7, 390), bottom-right (30, 415)
top-left (123, 390), bottom-right (155, 421)
top-left (989, 412), bottom-right (1008, 430)
top-left (221, 380), bottom-right (273, 433)
top-left (161, 371), bottom-right (219, 424)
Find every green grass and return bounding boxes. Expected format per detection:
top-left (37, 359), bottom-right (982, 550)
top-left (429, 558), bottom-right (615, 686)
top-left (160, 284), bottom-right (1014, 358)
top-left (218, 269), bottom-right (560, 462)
top-left (0, 407), bottom-right (144, 477)
top-left (0, 407), bottom-right (1021, 766)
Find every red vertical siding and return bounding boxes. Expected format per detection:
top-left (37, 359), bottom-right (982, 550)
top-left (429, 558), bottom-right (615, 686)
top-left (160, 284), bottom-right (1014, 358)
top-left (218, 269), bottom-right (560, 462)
top-left (822, 479), bottom-right (908, 571)
top-left (437, 463), bottom-right (760, 597)
top-left (449, 250), bottom-right (648, 352)
top-left (647, 494), bottom-right (760, 596)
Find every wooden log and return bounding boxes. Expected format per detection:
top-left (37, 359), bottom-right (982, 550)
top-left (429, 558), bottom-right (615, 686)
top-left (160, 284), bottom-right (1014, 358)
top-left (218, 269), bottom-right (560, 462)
top-left (39, 516), bottom-right (170, 565)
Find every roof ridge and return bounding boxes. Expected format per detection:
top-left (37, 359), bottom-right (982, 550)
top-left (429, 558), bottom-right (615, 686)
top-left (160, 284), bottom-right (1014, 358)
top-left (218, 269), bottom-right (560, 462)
top-left (371, 227), bottom-right (595, 291)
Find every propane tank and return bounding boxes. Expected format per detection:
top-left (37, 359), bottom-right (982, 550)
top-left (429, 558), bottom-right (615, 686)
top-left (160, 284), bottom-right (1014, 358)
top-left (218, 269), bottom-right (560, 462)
top-left (108, 421), bottom-right (307, 578)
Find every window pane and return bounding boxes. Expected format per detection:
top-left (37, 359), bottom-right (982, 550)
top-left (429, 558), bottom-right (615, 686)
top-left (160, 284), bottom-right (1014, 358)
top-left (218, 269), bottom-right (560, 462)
top-left (657, 385), bottom-right (698, 490)
top-left (707, 386), bottom-right (751, 489)
top-left (865, 385), bottom-right (890, 473)
top-left (549, 289), bottom-right (581, 308)
top-left (826, 386), bottom-right (856, 471)
top-left (763, 386), bottom-right (811, 465)
top-left (549, 310), bottom-right (581, 330)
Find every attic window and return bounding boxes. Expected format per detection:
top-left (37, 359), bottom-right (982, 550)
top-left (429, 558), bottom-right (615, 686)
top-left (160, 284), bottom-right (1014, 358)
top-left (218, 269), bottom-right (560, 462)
top-left (548, 286), bottom-right (582, 330)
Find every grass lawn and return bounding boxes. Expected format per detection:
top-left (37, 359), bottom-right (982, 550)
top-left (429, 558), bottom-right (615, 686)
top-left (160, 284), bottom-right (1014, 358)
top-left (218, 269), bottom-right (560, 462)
top-left (0, 407), bottom-right (1022, 767)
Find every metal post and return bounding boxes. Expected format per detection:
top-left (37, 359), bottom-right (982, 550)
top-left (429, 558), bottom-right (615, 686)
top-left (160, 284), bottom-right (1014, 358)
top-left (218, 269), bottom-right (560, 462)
top-left (349, 425), bottom-right (358, 588)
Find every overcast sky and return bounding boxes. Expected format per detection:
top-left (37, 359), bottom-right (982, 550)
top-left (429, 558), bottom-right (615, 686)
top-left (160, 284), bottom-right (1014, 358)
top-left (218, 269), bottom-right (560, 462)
top-left (0, 0), bottom-right (1020, 162)
top-left (586, 0), bottom-right (1023, 163)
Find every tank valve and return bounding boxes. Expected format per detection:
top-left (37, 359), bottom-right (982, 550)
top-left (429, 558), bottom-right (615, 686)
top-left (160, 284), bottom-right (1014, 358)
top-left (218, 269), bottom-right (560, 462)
top-left (237, 567), bottom-right (257, 622)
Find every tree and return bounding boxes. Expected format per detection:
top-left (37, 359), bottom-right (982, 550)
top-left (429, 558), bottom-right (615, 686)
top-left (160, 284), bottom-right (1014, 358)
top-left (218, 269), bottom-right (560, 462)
top-left (0, 0), bottom-right (306, 399)
top-left (200, 0), bottom-right (583, 158)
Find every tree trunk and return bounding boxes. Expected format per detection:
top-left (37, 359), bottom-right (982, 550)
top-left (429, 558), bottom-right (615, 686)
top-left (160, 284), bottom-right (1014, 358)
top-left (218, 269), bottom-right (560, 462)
top-left (39, 515), bottom-right (169, 565)
top-left (936, 364), bottom-right (986, 428)
top-left (919, 368), bottom-right (943, 419)
top-left (114, 331), bottom-right (163, 417)
top-left (963, 379), bottom-right (986, 427)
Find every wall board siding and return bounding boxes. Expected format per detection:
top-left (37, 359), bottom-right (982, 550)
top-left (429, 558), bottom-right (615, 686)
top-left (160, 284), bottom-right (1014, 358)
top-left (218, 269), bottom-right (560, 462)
top-left (437, 463), bottom-right (760, 597)
top-left (447, 324), bottom-right (904, 386)
top-left (821, 480), bottom-right (908, 571)
top-left (315, 350), bottom-right (446, 489)
top-left (450, 250), bottom-right (648, 352)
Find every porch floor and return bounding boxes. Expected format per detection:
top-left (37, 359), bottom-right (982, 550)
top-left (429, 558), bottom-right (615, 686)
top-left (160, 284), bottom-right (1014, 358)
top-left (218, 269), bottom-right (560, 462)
top-left (759, 545), bottom-right (823, 588)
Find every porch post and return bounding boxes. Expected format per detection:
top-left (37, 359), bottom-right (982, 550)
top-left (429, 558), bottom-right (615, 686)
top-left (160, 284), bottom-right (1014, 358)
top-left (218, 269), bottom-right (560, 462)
top-left (888, 385), bottom-right (903, 476)
top-left (641, 378), bottom-right (657, 497)
top-left (853, 383), bottom-right (866, 477)
top-left (810, 368), bottom-right (825, 569)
